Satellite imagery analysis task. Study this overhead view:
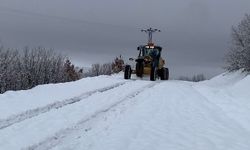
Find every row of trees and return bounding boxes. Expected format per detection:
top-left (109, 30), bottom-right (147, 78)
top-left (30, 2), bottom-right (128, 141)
top-left (178, 74), bottom-right (206, 82)
top-left (84, 55), bottom-right (124, 77)
top-left (226, 14), bottom-right (250, 72)
top-left (0, 46), bottom-right (124, 94)
top-left (0, 47), bottom-right (81, 94)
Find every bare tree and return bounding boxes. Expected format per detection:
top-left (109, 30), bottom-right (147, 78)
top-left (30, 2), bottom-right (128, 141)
top-left (99, 63), bottom-right (112, 75)
top-left (91, 63), bottom-right (101, 76)
top-left (83, 55), bottom-right (125, 77)
top-left (0, 48), bottom-right (20, 93)
top-left (226, 14), bottom-right (250, 72)
top-left (64, 59), bottom-right (80, 81)
top-left (0, 47), bottom-right (81, 94)
top-left (112, 55), bottom-right (124, 73)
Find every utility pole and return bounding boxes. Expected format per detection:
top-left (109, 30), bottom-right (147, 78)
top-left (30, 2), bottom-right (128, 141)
top-left (141, 28), bottom-right (161, 44)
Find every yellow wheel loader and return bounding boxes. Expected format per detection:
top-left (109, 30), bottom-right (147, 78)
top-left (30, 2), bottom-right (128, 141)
top-left (124, 28), bottom-right (169, 81)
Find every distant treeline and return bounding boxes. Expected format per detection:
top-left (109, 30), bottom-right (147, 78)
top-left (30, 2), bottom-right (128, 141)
top-left (0, 47), bottom-right (124, 94)
top-left (178, 74), bottom-right (206, 82)
top-left (0, 47), bottom-right (82, 94)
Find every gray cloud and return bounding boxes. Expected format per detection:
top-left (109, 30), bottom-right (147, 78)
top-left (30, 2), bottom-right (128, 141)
top-left (0, 0), bottom-right (250, 78)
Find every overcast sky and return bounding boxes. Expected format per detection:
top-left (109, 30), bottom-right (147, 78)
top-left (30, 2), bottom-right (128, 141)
top-left (0, 0), bottom-right (250, 78)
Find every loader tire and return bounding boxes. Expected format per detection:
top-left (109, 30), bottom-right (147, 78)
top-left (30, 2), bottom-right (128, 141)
top-left (136, 62), bottom-right (144, 78)
top-left (150, 66), bottom-right (157, 81)
top-left (160, 68), bottom-right (169, 80)
top-left (124, 65), bottom-right (132, 79)
top-left (165, 68), bottom-right (169, 80)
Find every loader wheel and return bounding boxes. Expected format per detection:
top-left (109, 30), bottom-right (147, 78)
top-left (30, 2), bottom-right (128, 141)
top-left (136, 62), bottom-right (144, 78)
top-left (160, 68), bottom-right (169, 80)
top-left (124, 65), bottom-right (132, 79)
top-left (150, 66), bottom-right (157, 81)
top-left (165, 68), bottom-right (169, 80)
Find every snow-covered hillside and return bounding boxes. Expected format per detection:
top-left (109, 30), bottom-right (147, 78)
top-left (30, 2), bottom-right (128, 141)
top-left (0, 72), bottom-right (250, 150)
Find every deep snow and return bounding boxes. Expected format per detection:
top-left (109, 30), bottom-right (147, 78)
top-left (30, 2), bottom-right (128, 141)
top-left (0, 72), bottom-right (249, 150)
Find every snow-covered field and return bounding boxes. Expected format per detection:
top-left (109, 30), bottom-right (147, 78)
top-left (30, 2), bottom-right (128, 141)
top-left (0, 72), bottom-right (250, 150)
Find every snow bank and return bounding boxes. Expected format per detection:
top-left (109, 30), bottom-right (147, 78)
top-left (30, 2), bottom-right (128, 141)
top-left (198, 70), bottom-right (250, 104)
top-left (0, 80), bottom-right (152, 150)
top-left (194, 71), bottom-right (250, 132)
top-left (230, 75), bottom-right (250, 98)
top-left (199, 70), bottom-right (247, 87)
top-left (0, 76), bottom-right (124, 119)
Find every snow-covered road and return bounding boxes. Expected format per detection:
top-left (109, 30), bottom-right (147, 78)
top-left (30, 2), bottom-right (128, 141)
top-left (0, 73), bottom-right (250, 150)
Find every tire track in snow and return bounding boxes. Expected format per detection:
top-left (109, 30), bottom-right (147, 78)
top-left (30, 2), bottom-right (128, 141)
top-left (0, 82), bottom-right (127, 130)
top-left (24, 81), bottom-right (160, 150)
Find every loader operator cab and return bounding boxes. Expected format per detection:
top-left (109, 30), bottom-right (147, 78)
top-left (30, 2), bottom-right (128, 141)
top-left (137, 45), bottom-right (162, 59)
top-left (137, 45), bottom-right (162, 68)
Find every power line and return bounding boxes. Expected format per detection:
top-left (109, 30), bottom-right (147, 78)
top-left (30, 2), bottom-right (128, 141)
top-left (0, 6), bottom-right (167, 45)
top-left (0, 6), bottom-right (138, 30)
